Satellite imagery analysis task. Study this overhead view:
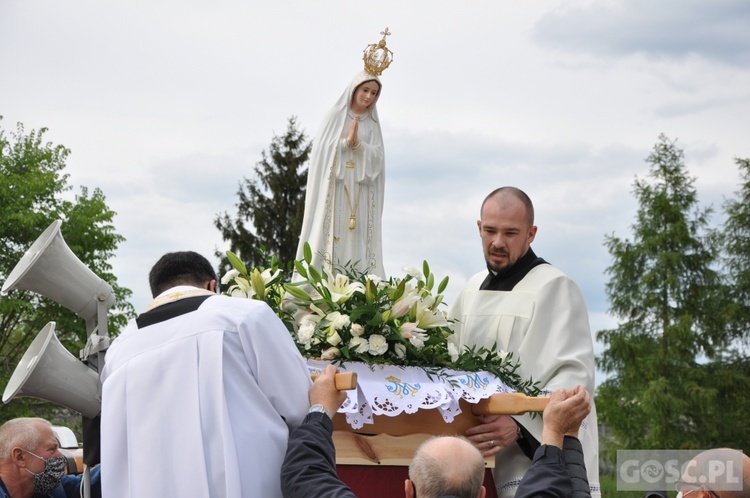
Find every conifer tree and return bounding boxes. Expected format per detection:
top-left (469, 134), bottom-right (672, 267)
top-left (721, 158), bottom-right (750, 339)
top-left (215, 117), bottom-right (311, 274)
top-left (596, 134), bottom-right (724, 450)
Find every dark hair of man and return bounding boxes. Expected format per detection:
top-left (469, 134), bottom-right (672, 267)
top-left (480, 186), bottom-right (535, 228)
top-left (148, 251), bottom-right (217, 298)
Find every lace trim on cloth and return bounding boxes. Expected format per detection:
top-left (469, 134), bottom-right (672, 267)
top-left (307, 360), bottom-right (515, 430)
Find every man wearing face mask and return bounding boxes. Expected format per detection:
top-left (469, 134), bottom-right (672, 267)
top-left (0, 417), bottom-right (101, 498)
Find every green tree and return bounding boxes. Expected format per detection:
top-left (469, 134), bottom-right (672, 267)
top-left (721, 158), bottom-right (750, 339)
top-left (596, 134), bottom-right (728, 451)
top-left (0, 118), bottom-right (135, 423)
top-left (215, 116), bottom-right (310, 275)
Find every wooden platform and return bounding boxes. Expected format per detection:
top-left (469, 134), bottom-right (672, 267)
top-left (332, 398), bottom-right (495, 467)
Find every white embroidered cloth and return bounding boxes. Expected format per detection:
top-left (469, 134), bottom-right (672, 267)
top-left (307, 360), bottom-right (515, 430)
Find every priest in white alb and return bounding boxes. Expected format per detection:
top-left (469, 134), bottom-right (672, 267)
top-left (450, 187), bottom-right (601, 497)
top-left (101, 251), bottom-right (311, 498)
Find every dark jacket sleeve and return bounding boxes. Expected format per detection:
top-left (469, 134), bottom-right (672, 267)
top-left (563, 436), bottom-right (591, 498)
top-left (515, 444), bottom-right (573, 498)
top-left (281, 412), bottom-right (357, 498)
top-left (53, 465), bottom-right (101, 498)
top-left (516, 420), bottom-right (541, 460)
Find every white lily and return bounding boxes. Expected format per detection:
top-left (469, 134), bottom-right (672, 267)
top-left (394, 343), bottom-right (406, 359)
top-left (415, 297), bottom-right (450, 329)
top-left (326, 331), bottom-right (342, 346)
top-left (221, 269), bottom-right (240, 285)
top-left (321, 273), bottom-right (365, 304)
top-left (400, 322), bottom-right (428, 350)
top-left (390, 286), bottom-right (420, 319)
top-left (228, 276), bottom-right (252, 298)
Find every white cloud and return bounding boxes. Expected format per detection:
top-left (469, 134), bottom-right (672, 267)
top-left (532, 0), bottom-right (750, 66)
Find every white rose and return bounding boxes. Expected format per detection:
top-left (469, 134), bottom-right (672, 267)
top-left (349, 336), bottom-right (370, 354)
top-left (402, 265), bottom-right (424, 281)
top-left (350, 323), bottom-right (365, 337)
top-left (366, 274), bottom-right (382, 286)
top-left (321, 347), bottom-right (340, 360)
top-left (448, 342), bottom-right (460, 362)
top-left (297, 322), bottom-right (315, 344)
top-left (368, 334), bottom-right (388, 356)
top-left (331, 312), bottom-right (351, 330)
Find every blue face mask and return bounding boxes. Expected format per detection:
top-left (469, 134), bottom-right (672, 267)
top-left (24, 450), bottom-right (67, 495)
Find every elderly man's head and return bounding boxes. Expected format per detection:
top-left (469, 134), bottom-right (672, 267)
top-left (406, 435), bottom-right (486, 498)
top-left (677, 448), bottom-right (750, 498)
top-left (0, 418), bottom-right (68, 498)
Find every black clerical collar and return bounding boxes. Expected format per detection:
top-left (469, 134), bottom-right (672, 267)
top-left (479, 248), bottom-right (548, 291)
top-left (136, 294), bottom-right (214, 329)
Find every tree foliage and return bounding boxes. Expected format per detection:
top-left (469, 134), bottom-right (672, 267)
top-left (215, 116), bottom-right (310, 277)
top-left (721, 158), bottom-right (750, 339)
top-left (595, 135), bottom-right (747, 452)
top-left (0, 118), bottom-right (135, 423)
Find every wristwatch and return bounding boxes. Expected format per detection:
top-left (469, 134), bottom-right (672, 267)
top-left (308, 404), bottom-right (333, 420)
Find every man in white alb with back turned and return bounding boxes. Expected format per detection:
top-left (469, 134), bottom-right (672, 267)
top-left (101, 251), bottom-right (310, 498)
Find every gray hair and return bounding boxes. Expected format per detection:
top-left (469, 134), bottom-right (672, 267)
top-left (0, 418), bottom-right (51, 459)
top-left (408, 436), bottom-right (485, 498)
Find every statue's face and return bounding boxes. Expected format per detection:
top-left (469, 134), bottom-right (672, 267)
top-left (351, 81), bottom-right (379, 113)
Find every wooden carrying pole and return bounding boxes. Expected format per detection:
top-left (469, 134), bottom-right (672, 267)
top-left (471, 392), bottom-right (550, 416)
top-left (310, 371), bottom-right (358, 391)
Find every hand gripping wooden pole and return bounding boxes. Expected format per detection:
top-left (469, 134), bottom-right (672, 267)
top-left (310, 371), bottom-right (358, 391)
top-left (471, 392), bottom-right (550, 415)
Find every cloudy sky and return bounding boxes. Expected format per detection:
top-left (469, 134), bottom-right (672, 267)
top-left (2, 0), bottom-right (749, 380)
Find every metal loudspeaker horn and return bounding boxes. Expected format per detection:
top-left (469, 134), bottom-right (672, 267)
top-left (2, 322), bottom-right (101, 418)
top-left (2, 220), bottom-right (115, 321)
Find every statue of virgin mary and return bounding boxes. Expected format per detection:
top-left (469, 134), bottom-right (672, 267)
top-left (295, 59), bottom-right (390, 278)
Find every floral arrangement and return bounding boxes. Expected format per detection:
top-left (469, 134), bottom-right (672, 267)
top-left (222, 244), bottom-right (539, 396)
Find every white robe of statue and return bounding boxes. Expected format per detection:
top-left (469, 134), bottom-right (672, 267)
top-left (295, 70), bottom-right (386, 277)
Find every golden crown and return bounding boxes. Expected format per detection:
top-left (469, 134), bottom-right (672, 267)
top-left (363, 28), bottom-right (394, 76)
